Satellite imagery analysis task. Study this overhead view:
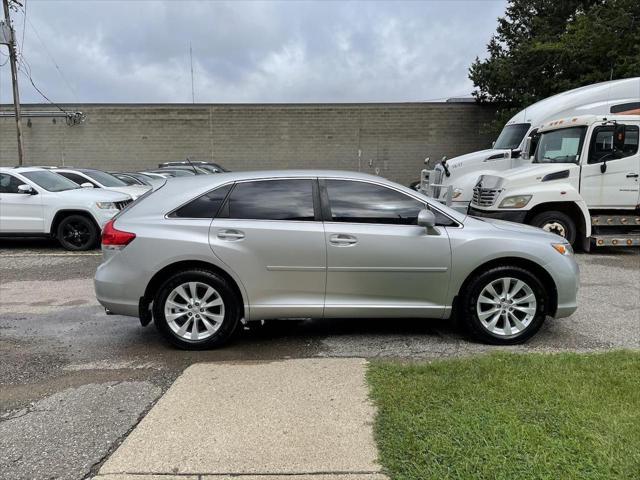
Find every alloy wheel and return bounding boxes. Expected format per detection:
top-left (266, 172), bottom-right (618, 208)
top-left (476, 277), bottom-right (537, 337)
top-left (62, 221), bottom-right (91, 248)
top-left (164, 281), bottom-right (225, 341)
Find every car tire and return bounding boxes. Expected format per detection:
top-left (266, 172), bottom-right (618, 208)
top-left (460, 266), bottom-right (548, 345)
top-left (529, 211), bottom-right (577, 246)
top-left (56, 214), bottom-right (99, 251)
top-left (153, 269), bottom-right (241, 350)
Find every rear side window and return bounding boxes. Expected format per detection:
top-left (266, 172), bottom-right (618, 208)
top-left (222, 179), bottom-right (316, 221)
top-left (170, 184), bottom-right (232, 218)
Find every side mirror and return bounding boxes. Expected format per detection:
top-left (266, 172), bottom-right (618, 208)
top-left (491, 140), bottom-right (496, 148)
top-left (600, 162), bottom-right (607, 174)
top-left (417, 209), bottom-right (436, 229)
top-left (18, 184), bottom-right (36, 195)
top-left (520, 136), bottom-right (532, 161)
top-left (80, 182), bottom-right (95, 188)
top-left (511, 149), bottom-right (521, 159)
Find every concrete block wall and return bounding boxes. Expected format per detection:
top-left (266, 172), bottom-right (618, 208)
top-left (0, 103), bottom-right (496, 185)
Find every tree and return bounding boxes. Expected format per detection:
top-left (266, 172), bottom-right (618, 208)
top-left (470, 0), bottom-right (640, 133)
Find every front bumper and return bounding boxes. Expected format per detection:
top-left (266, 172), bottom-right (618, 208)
top-left (468, 206), bottom-right (528, 224)
top-left (544, 253), bottom-right (580, 318)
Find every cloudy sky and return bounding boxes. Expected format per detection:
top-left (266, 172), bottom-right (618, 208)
top-left (0, 0), bottom-right (506, 104)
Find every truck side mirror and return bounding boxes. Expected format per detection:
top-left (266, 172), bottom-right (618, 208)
top-left (520, 136), bottom-right (532, 161)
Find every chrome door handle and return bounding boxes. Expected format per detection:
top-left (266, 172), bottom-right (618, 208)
top-left (329, 234), bottom-right (357, 246)
top-left (626, 173), bottom-right (639, 178)
top-left (217, 229), bottom-right (245, 241)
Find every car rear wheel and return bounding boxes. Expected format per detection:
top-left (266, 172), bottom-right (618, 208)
top-left (460, 266), bottom-right (548, 345)
top-left (56, 214), bottom-right (98, 251)
top-left (153, 269), bottom-right (241, 350)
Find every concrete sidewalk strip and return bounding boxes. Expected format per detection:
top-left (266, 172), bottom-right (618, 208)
top-left (96, 358), bottom-right (387, 479)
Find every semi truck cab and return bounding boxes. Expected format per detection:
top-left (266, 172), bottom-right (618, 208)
top-left (468, 115), bottom-right (640, 249)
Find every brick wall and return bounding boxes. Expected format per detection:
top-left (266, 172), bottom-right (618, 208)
top-left (0, 103), bottom-right (496, 185)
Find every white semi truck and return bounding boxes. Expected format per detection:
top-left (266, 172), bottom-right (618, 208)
top-left (467, 113), bottom-right (640, 250)
top-left (420, 77), bottom-right (640, 213)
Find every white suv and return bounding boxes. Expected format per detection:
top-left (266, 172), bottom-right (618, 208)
top-left (0, 167), bottom-right (134, 250)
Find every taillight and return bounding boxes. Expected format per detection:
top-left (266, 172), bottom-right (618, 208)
top-left (101, 219), bottom-right (136, 249)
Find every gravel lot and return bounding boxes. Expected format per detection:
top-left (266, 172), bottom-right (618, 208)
top-left (0, 237), bottom-right (638, 479)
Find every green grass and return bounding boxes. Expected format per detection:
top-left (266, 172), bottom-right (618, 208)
top-left (367, 351), bottom-right (640, 480)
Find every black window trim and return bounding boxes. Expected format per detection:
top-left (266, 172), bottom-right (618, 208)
top-left (319, 177), bottom-right (461, 228)
top-left (587, 124), bottom-right (639, 165)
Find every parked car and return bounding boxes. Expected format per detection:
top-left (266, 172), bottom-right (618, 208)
top-left (111, 172), bottom-right (151, 186)
top-left (0, 167), bottom-right (133, 250)
top-left (147, 168), bottom-right (198, 177)
top-left (52, 168), bottom-right (150, 199)
top-left (159, 161), bottom-right (228, 173)
top-left (95, 170), bottom-right (579, 350)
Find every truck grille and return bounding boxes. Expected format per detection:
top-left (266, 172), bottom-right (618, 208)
top-left (115, 199), bottom-right (133, 210)
top-left (472, 186), bottom-right (501, 207)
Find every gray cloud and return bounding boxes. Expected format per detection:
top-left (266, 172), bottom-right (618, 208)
top-left (0, 0), bottom-right (506, 104)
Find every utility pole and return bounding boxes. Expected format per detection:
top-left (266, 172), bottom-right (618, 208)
top-left (1, 0), bottom-right (25, 165)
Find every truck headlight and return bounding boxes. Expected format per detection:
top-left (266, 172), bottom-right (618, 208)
top-left (498, 195), bottom-right (532, 209)
top-left (452, 188), bottom-right (463, 199)
top-left (96, 202), bottom-right (117, 210)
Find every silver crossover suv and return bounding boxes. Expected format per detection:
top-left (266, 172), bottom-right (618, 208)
top-left (95, 170), bottom-right (579, 349)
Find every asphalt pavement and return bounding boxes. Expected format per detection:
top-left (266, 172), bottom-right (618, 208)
top-left (0, 237), bottom-right (638, 479)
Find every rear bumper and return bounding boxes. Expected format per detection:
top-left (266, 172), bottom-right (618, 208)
top-left (94, 250), bottom-right (147, 318)
top-left (468, 206), bottom-right (528, 224)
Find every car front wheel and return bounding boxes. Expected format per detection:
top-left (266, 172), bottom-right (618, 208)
top-left (56, 214), bottom-right (98, 251)
top-left (153, 269), bottom-right (241, 350)
top-left (460, 266), bottom-right (548, 345)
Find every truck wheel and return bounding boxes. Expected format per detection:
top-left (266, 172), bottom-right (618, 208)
top-left (529, 211), bottom-right (576, 246)
top-left (460, 266), bottom-right (548, 345)
top-left (56, 215), bottom-right (98, 251)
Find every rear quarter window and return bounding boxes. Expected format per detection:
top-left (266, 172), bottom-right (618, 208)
top-left (169, 184), bottom-right (232, 218)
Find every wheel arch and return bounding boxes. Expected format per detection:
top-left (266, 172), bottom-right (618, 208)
top-left (454, 256), bottom-right (558, 317)
top-left (50, 210), bottom-right (100, 238)
top-left (523, 201), bottom-right (591, 238)
top-left (142, 260), bottom-right (246, 322)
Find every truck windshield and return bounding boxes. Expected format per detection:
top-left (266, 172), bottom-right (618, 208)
top-left (22, 170), bottom-right (81, 192)
top-left (494, 123), bottom-right (530, 149)
top-left (533, 127), bottom-right (587, 164)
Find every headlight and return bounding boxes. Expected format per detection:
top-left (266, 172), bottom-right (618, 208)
top-left (498, 195), bottom-right (532, 209)
top-left (452, 188), bottom-right (463, 199)
top-left (551, 243), bottom-right (573, 256)
top-left (96, 202), bottom-right (117, 210)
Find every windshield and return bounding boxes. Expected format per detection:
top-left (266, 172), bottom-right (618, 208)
top-left (22, 170), bottom-right (81, 192)
top-left (494, 123), bottom-right (531, 149)
top-left (83, 170), bottom-right (128, 187)
top-left (534, 127), bottom-right (587, 164)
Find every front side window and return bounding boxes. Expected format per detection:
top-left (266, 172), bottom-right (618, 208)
top-left (588, 125), bottom-right (639, 164)
top-left (21, 171), bottom-right (80, 192)
top-left (0, 174), bottom-right (25, 193)
top-left (223, 179), bottom-right (316, 221)
top-left (82, 170), bottom-right (128, 187)
top-left (325, 180), bottom-right (425, 225)
top-left (494, 123), bottom-right (531, 150)
top-left (171, 184), bottom-right (232, 218)
top-left (533, 127), bottom-right (587, 164)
